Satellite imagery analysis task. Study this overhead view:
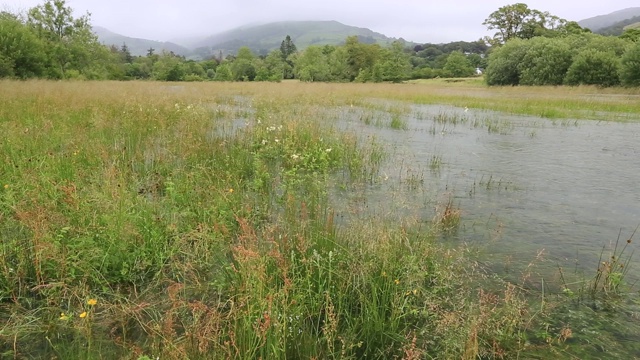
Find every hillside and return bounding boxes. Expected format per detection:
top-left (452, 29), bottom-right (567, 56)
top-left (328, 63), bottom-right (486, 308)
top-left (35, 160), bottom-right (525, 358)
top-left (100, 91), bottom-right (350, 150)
top-left (595, 15), bottom-right (640, 35)
top-left (92, 26), bottom-right (189, 57)
top-left (578, 7), bottom-right (640, 32)
top-left (190, 21), bottom-right (401, 58)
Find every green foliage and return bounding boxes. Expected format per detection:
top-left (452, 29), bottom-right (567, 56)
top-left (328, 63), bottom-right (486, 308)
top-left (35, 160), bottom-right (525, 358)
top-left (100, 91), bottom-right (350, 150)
top-left (564, 50), bottom-right (620, 87)
top-left (443, 51), bottom-right (475, 78)
top-left (518, 37), bottom-right (572, 85)
top-left (0, 13), bottom-right (46, 78)
top-left (294, 46), bottom-right (331, 82)
top-left (620, 41), bottom-right (640, 86)
top-left (483, 3), bottom-right (567, 44)
top-left (27, 0), bottom-right (104, 79)
top-left (485, 38), bottom-right (529, 85)
top-left (377, 41), bottom-right (412, 82)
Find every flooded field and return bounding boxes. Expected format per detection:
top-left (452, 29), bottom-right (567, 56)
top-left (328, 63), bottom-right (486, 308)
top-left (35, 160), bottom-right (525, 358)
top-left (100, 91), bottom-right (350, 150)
top-left (329, 101), bottom-right (640, 358)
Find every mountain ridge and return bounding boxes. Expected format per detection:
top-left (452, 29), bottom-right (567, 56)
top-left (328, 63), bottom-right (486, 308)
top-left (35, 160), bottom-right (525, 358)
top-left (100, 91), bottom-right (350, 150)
top-left (93, 20), bottom-right (408, 59)
top-left (578, 7), bottom-right (640, 32)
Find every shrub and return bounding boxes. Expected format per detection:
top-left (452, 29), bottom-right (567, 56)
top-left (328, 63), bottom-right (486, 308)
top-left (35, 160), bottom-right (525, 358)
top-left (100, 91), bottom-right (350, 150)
top-left (620, 41), bottom-right (640, 87)
top-left (565, 49), bottom-right (620, 87)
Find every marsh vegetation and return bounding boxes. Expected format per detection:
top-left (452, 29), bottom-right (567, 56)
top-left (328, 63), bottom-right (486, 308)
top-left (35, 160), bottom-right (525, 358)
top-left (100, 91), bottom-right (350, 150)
top-left (1, 80), bottom-right (639, 359)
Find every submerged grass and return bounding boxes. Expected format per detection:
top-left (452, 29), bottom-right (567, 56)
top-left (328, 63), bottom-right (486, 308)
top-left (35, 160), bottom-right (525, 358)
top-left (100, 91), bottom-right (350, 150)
top-left (0, 80), bottom-right (636, 359)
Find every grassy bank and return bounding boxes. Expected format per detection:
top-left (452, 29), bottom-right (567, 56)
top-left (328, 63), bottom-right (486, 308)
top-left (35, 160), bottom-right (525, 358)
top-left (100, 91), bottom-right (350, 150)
top-left (0, 81), bottom-right (636, 359)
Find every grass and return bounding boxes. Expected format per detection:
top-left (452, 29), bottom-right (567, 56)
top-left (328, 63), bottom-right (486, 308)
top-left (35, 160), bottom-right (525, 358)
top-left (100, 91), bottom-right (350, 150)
top-left (1, 80), bottom-right (638, 359)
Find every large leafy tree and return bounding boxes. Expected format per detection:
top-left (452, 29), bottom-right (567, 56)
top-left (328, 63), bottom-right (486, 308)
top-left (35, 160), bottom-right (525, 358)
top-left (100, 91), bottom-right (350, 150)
top-left (483, 3), bottom-right (566, 45)
top-left (27, 0), bottom-right (103, 78)
top-left (293, 46), bottom-right (330, 82)
top-left (377, 41), bottom-right (412, 82)
top-left (620, 41), bottom-right (640, 87)
top-left (518, 37), bottom-right (572, 85)
top-left (564, 49), bottom-right (620, 87)
top-left (443, 51), bottom-right (475, 78)
top-left (0, 12), bottom-right (47, 78)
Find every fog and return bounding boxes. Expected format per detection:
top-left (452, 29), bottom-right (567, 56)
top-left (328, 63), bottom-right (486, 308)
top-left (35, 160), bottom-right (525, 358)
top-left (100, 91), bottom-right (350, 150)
top-left (2, 0), bottom-right (637, 43)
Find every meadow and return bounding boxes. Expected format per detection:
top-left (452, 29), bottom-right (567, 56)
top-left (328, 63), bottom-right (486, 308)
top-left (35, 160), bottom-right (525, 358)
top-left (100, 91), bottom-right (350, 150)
top-left (1, 80), bottom-right (639, 359)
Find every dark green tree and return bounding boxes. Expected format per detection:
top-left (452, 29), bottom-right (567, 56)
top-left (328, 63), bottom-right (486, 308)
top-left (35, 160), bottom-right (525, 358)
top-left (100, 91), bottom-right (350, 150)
top-left (0, 12), bottom-right (46, 78)
top-left (280, 35), bottom-right (297, 79)
top-left (484, 38), bottom-right (529, 85)
top-left (564, 49), bottom-right (620, 87)
top-left (27, 0), bottom-right (101, 78)
top-left (483, 3), bottom-right (566, 45)
top-left (443, 51), bottom-right (475, 77)
top-left (620, 41), bottom-right (640, 86)
top-left (121, 43), bottom-right (133, 63)
top-left (518, 37), bottom-right (572, 85)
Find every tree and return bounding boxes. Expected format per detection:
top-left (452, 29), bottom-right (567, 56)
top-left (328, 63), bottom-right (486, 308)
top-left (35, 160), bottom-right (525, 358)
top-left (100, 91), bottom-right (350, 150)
top-left (293, 46), bottom-right (330, 82)
top-left (483, 3), bottom-right (566, 45)
top-left (280, 35), bottom-right (297, 79)
top-left (620, 41), bottom-right (640, 87)
top-left (443, 51), bottom-right (475, 77)
top-left (620, 28), bottom-right (640, 42)
top-left (517, 37), bottom-right (572, 85)
top-left (120, 43), bottom-right (133, 63)
top-left (484, 38), bottom-right (529, 85)
top-left (377, 41), bottom-right (412, 82)
top-left (0, 12), bottom-right (46, 78)
top-left (564, 49), bottom-right (620, 87)
top-left (27, 0), bottom-right (102, 78)
top-left (231, 47), bottom-right (256, 81)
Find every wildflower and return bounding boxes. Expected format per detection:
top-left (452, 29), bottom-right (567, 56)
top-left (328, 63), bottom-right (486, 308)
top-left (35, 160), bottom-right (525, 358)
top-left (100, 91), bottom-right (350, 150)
top-left (79, 312), bottom-right (87, 318)
top-left (275, 138), bottom-right (280, 143)
top-left (325, 148), bottom-right (332, 153)
top-left (261, 139), bottom-right (268, 145)
top-left (381, 271), bottom-right (387, 277)
top-left (3, 184), bottom-right (8, 189)
top-left (228, 188), bottom-right (234, 193)
top-left (394, 279), bottom-right (400, 285)
top-left (413, 289), bottom-right (418, 295)
top-left (87, 298), bottom-right (98, 306)
top-left (291, 154), bottom-right (300, 160)
top-left (59, 313), bottom-right (70, 320)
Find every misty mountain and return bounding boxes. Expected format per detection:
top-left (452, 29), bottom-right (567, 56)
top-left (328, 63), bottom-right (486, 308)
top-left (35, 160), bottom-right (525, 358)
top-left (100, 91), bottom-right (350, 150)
top-left (92, 26), bottom-right (189, 57)
top-left (594, 15), bottom-right (640, 36)
top-left (578, 7), bottom-right (640, 32)
top-left (190, 21), bottom-right (402, 58)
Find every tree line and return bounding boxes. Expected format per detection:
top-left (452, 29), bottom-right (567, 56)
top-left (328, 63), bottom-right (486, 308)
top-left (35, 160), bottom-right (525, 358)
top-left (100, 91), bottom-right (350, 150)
top-left (1, 0), bottom-right (638, 86)
top-left (0, 0), bottom-right (487, 83)
top-left (482, 3), bottom-right (640, 87)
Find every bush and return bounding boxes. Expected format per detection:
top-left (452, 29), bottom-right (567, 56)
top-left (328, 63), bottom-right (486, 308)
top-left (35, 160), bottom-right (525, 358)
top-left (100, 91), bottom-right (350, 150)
top-left (620, 41), bottom-right (640, 87)
top-left (484, 39), bottom-right (528, 85)
top-left (564, 49), bottom-right (620, 87)
top-left (518, 37), bottom-right (572, 86)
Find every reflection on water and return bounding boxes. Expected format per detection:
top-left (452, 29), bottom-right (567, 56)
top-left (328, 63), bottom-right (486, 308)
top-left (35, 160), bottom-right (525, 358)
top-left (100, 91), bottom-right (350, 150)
top-left (334, 103), bottom-right (640, 283)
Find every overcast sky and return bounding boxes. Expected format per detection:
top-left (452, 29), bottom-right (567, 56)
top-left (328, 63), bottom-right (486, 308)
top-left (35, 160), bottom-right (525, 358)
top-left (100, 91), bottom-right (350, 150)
top-left (2, 0), bottom-right (638, 44)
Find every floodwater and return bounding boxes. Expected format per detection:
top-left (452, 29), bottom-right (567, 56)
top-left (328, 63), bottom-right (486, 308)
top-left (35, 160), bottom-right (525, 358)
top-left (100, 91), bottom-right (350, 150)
top-left (334, 103), bottom-right (640, 284)
top-left (330, 102), bottom-right (640, 357)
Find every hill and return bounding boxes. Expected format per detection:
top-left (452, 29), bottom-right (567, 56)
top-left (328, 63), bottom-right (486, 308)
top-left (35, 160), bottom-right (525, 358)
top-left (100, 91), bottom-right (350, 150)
top-left (578, 7), bottom-right (640, 32)
top-left (595, 15), bottom-right (640, 35)
top-left (190, 21), bottom-right (402, 59)
top-left (92, 26), bottom-right (189, 57)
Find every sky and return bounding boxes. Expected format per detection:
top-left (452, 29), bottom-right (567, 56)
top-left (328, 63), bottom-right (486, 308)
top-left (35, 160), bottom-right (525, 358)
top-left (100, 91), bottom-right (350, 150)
top-left (2, 0), bottom-right (638, 44)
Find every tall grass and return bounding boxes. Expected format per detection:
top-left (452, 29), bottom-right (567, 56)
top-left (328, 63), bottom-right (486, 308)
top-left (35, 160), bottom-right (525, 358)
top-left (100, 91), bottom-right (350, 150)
top-left (1, 80), bottom-right (622, 359)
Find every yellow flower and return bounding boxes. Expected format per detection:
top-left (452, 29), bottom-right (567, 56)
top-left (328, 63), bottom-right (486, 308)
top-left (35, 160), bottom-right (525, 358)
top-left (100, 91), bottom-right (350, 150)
top-left (79, 312), bottom-right (87, 318)
top-left (87, 298), bottom-right (98, 306)
top-left (394, 279), bottom-right (400, 285)
top-left (3, 184), bottom-right (8, 189)
top-left (59, 313), bottom-right (70, 320)
top-left (228, 188), bottom-right (234, 193)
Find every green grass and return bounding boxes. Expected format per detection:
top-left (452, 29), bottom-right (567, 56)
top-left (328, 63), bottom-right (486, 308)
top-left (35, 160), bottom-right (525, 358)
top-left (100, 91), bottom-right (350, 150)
top-left (1, 80), bottom-right (638, 359)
